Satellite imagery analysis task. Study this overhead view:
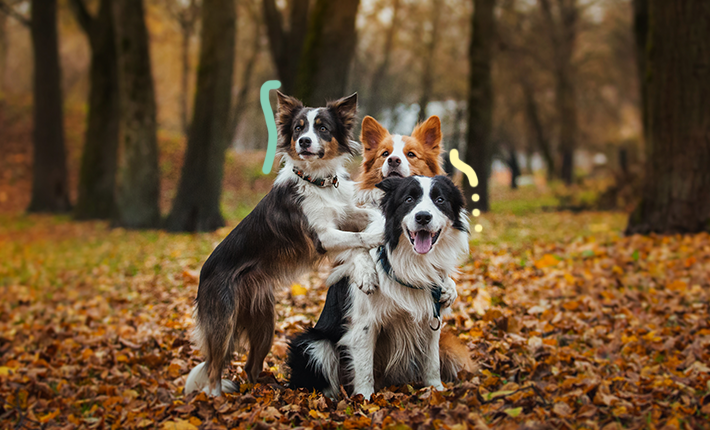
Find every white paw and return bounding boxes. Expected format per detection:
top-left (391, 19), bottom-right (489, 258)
top-left (439, 278), bottom-right (458, 309)
top-left (432, 382), bottom-right (445, 391)
top-left (360, 232), bottom-right (384, 249)
top-left (351, 268), bottom-right (379, 295)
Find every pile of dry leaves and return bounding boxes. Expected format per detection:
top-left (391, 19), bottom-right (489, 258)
top-left (1, 218), bottom-right (708, 429)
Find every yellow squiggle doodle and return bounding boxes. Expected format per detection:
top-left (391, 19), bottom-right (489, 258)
top-left (448, 149), bottom-right (483, 233)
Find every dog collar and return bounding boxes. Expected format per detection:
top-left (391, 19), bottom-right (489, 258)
top-left (292, 167), bottom-right (339, 188)
top-left (377, 245), bottom-right (443, 329)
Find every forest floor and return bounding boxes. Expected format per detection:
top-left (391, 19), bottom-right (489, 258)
top-left (2, 188), bottom-right (709, 429)
top-left (1, 102), bottom-right (709, 429)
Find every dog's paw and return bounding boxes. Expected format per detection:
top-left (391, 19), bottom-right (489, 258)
top-left (351, 268), bottom-right (379, 295)
top-left (439, 278), bottom-right (458, 309)
top-left (359, 232), bottom-right (384, 249)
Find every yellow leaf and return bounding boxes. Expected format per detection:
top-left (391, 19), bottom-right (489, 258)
top-left (291, 283), bottom-right (307, 296)
top-left (534, 254), bottom-right (559, 269)
top-left (361, 403), bottom-right (380, 413)
top-left (667, 280), bottom-right (687, 292)
top-left (82, 349), bottom-right (94, 360)
top-left (38, 410), bottom-right (59, 423)
top-left (161, 419), bottom-right (198, 430)
top-left (0, 366), bottom-right (13, 376)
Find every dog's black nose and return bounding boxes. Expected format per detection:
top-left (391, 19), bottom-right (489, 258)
top-left (299, 137), bottom-right (311, 148)
top-left (387, 156), bottom-right (401, 166)
top-left (415, 211), bottom-right (432, 225)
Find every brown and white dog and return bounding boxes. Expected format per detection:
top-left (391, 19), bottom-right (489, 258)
top-left (185, 92), bottom-right (383, 396)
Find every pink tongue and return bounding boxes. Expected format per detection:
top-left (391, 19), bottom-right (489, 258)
top-left (414, 231), bottom-right (433, 254)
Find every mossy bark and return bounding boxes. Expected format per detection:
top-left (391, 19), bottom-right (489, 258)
top-left (112, 0), bottom-right (160, 229)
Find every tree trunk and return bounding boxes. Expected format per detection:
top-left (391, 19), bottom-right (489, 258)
top-left (71, 0), bottom-right (120, 220)
top-left (165, 0), bottom-right (236, 232)
top-left (365, 0), bottom-right (400, 117)
top-left (295, 0), bottom-right (360, 105)
top-left (626, 0), bottom-right (710, 235)
top-left (463, 0), bottom-right (495, 213)
top-left (179, 22), bottom-right (190, 135)
top-left (0, 11), bottom-right (6, 100)
top-left (229, 3), bottom-right (261, 143)
top-left (112, 0), bottom-right (161, 228)
top-left (262, 0), bottom-right (309, 95)
top-left (632, 0), bottom-right (648, 142)
top-left (27, 0), bottom-right (71, 213)
top-left (507, 148), bottom-right (520, 189)
top-left (417, 0), bottom-right (443, 123)
top-left (540, 0), bottom-right (578, 185)
top-left (521, 78), bottom-right (555, 180)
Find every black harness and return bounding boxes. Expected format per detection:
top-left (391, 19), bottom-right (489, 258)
top-left (377, 245), bottom-right (443, 330)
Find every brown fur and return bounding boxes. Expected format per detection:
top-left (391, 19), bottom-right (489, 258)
top-left (359, 115), bottom-right (445, 190)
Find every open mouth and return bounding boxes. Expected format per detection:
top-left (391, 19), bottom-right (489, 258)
top-left (386, 171), bottom-right (403, 178)
top-left (407, 228), bottom-right (441, 254)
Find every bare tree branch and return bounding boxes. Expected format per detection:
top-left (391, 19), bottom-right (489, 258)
top-left (0, 0), bottom-right (30, 27)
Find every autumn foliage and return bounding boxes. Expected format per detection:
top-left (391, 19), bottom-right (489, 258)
top-left (1, 213), bottom-right (709, 429)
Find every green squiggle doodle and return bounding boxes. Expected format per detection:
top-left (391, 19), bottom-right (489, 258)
top-left (260, 80), bottom-right (282, 174)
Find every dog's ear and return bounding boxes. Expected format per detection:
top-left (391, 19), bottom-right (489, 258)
top-left (328, 92), bottom-right (358, 133)
top-left (360, 116), bottom-right (389, 156)
top-left (412, 115), bottom-right (442, 151)
top-left (276, 91), bottom-right (303, 149)
top-left (375, 177), bottom-right (403, 193)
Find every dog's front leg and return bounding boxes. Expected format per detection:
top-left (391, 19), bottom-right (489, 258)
top-left (342, 320), bottom-right (377, 399)
top-left (317, 228), bottom-right (383, 252)
top-left (423, 326), bottom-right (445, 391)
top-left (347, 248), bottom-right (379, 294)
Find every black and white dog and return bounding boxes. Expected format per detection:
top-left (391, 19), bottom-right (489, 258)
top-left (288, 175), bottom-right (470, 398)
top-left (185, 92), bottom-right (383, 396)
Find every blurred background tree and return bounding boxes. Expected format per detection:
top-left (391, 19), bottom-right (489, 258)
top-left (0, 0), bottom-right (707, 233)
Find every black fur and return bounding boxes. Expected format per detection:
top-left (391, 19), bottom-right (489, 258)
top-left (287, 277), bottom-right (351, 392)
top-left (376, 175), bottom-right (466, 251)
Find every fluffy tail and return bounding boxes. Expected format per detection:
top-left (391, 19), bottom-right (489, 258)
top-left (439, 329), bottom-right (476, 382)
top-left (288, 329), bottom-right (340, 398)
top-left (184, 362), bottom-right (238, 396)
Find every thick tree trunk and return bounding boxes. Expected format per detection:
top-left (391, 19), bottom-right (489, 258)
top-left (165, 0), bottom-right (236, 232)
top-left (71, 0), bottom-right (120, 220)
top-left (295, 0), bottom-right (360, 105)
top-left (28, 0), bottom-right (71, 213)
top-left (463, 0), bottom-right (495, 212)
top-left (417, 0), bottom-right (443, 123)
top-left (626, 1), bottom-right (710, 235)
top-left (112, 0), bottom-right (161, 228)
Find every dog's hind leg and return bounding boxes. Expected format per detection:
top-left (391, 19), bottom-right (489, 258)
top-left (240, 290), bottom-right (276, 383)
top-left (188, 274), bottom-right (239, 396)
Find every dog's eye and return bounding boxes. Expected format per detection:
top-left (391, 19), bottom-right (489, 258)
top-left (295, 125), bottom-right (303, 131)
top-left (405, 196), bottom-right (414, 203)
top-left (382, 151), bottom-right (389, 157)
top-left (436, 196), bottom-right (445, 204)
top-left (407, 152), bottom-right (416, 158)
top-left (320, 126), bottom-right (327, 132)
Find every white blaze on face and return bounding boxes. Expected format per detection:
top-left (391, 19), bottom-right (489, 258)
top-left (382, 135), bottom-right (412, 178)
top-left (298, 109), bottom-right (322, 157)
top-left (402, 177), bottom-right (449, 254)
